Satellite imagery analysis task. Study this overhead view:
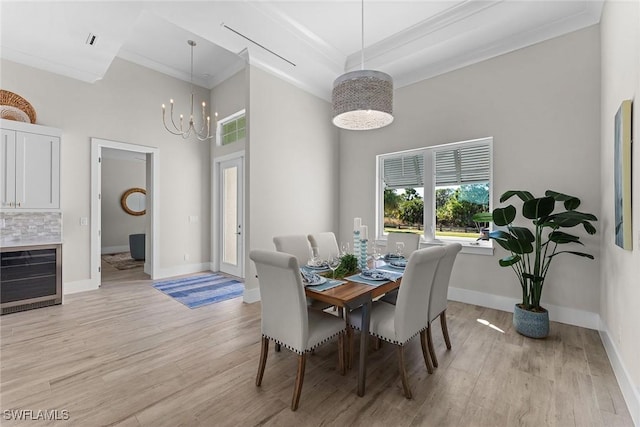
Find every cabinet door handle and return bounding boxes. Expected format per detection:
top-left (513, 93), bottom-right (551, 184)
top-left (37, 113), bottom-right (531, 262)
top-left (17, 202), bottom-right (21, 207)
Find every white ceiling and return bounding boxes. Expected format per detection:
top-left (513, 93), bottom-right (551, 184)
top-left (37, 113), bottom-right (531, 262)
top-left (1, 1), bottom-right (604, 101)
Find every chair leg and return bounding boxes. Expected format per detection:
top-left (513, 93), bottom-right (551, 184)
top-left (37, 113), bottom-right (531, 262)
top-left (256, 336), bottom-right (269, 386)
top-left (291, 353), bottom-right (307, 411)
top-left (275, 343), bottom-right (281, 352)
top-left (397, 345), bottom-right (412, 399)
top-left (426, 324), bottom-right (438, 368)
top-left (338, 331), bottom-right (346, 375)
top-left (419, 330), bottom-right (434, 374)
top-left (440, 310), bottom-right (452, 350)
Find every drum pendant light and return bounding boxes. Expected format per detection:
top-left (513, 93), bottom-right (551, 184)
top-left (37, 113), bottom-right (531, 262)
top-left (332, 0), bottom-right (394, 130)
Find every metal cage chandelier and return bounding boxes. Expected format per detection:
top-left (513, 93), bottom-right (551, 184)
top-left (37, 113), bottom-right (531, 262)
top-left (162, 40), bottom-right (216, 141)
top-left (331, 0), bottom-right (394, 131)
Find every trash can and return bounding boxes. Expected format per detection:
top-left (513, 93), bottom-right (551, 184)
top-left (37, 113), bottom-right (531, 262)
top-left (129, 234), bottom-right (145, 261)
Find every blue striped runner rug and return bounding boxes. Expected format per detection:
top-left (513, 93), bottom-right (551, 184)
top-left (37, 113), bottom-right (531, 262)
top-left (152, 273), bottom-right (244, 309)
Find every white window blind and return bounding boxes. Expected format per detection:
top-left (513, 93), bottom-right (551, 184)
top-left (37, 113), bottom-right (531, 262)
top-left (383, 154), bottom-right (424, 189)
top-left (435, 144), bottom-right (491, 186)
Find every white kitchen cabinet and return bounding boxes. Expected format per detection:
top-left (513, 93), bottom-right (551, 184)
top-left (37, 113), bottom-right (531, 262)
top-left (1, 119), bottom-right (61, 209)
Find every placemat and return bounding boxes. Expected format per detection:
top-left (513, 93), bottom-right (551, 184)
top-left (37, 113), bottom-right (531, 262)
top-left (306, 278), bottom-right (347, 292)
top-left (375, 264), bottom-right (405, 277)
top-left (346, 273), bottom-right (393, 287)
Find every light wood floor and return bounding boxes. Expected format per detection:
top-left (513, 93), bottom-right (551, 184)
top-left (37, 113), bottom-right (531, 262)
top-left (100, 256), bottom-right (149, 284)
top-left (0, 272), bottom-right (633, 427)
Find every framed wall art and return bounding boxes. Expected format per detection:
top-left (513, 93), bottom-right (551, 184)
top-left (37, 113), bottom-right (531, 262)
top-left (614, 99), bottom-right (632, 250)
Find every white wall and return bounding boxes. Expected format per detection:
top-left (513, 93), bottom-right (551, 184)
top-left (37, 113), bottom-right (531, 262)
top-left (599, 1), bottom-right (640, 423)
top-left (212, 69), bottom-right (247, 159)
top-left (1, 58), bottom-right (212, 285)
top-left (210, 67), bottom-right (248, 275)
top-left (246, 66), bottom-right (340, 294)
top-left (339, 26), bottom-right (602, 318)
top-left (101, 156), bottom-right (146, 253)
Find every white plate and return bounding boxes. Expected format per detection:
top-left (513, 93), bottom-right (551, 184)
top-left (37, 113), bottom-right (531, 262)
top-left (389, 260), bottom-right (407, 269)
top-left (359, 271), bottom-right (389, 281)
top-left (306, 263), bottom-right (328, 270)
top-left (305, 276), bottom-right (327, 286)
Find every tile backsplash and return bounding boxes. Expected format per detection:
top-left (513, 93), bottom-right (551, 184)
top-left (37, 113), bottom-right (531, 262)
top-left (0, 211), bottom-right (62, 246)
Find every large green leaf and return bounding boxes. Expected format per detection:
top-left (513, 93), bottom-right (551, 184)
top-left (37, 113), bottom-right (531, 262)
top-left (523, 197), bottom-right (555, 220)
top-left (549, 211), bottom-right (598, 228)
top-left (488, 230), bottom-right (512, 240)
top-left (545, 190), bottom-right (581, 210)
top-left (494, 239), bottom-right (513, 252)
top-left (583, 221), bottom-right (597, 235)
top-left (500, 190), bottom-right (534, 203)
top-left (506, 237), bottom-right (533, 254)
top-left (549, 231), bottom-right (583, 244)
top-left (548, 251), bottom-right (595, 260)
top-left (492, 205), bottom-right (516, 226)
top-left (510, 226), bottom-right (535, 242)
top-left (499, 254), bottom-right (521, 267)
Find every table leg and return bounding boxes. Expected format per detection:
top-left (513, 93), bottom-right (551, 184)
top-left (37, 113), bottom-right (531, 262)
top-left (357, 297), bottom-right (372, 397)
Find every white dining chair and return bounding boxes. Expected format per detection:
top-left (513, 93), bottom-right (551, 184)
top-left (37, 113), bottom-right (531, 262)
top-left (273, 234), bottom-right (312, 266)
top-left (378, 232), bottom-right (421, 308)
top-left (273, 234), bottom-right (331, 302)
top-left (386, 231), bottom-right (421, 257)
top-left (307, 232), bottom-right (340, 261)
top-left (250, 250), bottom-right (346, 411)
top-left (425, 243), bottom-right (462, 368)
top-left (348, 246), bottom-right (446, 399)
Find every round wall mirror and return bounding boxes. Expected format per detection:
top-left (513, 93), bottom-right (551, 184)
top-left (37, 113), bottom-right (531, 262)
top-left (121, 188), bottom-right (146, 216)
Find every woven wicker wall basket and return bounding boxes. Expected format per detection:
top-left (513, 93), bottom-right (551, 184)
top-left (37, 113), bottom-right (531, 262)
top-left (0, 90), bottom-right (37, 123)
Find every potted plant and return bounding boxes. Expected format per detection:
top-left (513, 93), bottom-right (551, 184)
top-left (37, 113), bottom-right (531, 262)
top-left (473, 190), bottom-right (597, 338)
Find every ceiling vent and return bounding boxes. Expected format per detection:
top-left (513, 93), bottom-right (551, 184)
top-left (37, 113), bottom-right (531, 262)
top-left (85, 33), bottom-right (98, 46)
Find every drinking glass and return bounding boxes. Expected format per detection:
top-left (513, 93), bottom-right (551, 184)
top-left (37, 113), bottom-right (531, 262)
top-left (309, 246), bottom-right (320, 266)
top-left (371, 244), bottom-right (383, 268)
top-left (328, 256), bottom-right (341, 279)
top-left (395, 242), bottom-right (405, 258)
top-left (340, 242), bottom-right (350, 256)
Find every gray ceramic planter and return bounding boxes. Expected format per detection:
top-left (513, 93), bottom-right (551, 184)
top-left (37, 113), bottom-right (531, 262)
top-left (513, 304), bottom-right (549, 338)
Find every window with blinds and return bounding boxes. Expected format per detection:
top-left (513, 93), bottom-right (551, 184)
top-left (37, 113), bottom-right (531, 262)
top-left (434, 144), bottom-right (491, 186)
top-left (383, 154), bottom-right (424, 189)
top-left (377, 137), bottom-right (492, 243)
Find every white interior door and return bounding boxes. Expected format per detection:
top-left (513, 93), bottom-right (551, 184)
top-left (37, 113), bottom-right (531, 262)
top-left (219, 157), bottom-right (244, 277)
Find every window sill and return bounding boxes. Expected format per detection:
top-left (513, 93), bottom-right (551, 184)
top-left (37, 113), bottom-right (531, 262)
top-left (420, 240), bottom-right (494, 256)
top-left (375, 237), bottom-right (494, 256)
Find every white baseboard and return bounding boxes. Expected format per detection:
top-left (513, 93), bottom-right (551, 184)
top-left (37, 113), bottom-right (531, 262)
top-left (243, 286), bottom-right (260, 303)
top-left (64, 278), bottom-right (99, 295)
top-left (447, 286), bottom-right (600, 330)
top-left (154, 263), bottom-right (212, 280)
top-left (599, 320), bottom-right (640, 426)
top-left (101, 245), bottom-right (129, 255)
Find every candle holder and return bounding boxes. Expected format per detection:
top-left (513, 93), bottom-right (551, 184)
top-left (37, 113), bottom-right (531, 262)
top-left (359, 238), bottom-right (368, 271)
top-left (353, 230), bottom-right (360, 266)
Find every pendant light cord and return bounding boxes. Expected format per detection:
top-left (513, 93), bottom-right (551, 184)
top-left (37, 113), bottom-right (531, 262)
top-left (361, 0), bottom-right (364, 70)
top-left (190, 43), bottom-right (194, 117)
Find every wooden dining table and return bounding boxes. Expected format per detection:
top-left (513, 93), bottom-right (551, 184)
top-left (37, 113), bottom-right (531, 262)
top-left (305, 275), bottom-right (401, 397)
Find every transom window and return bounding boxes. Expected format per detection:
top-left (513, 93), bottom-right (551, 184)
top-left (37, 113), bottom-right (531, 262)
top-left (377, 137), bottom-right (492, 243)
top-left (217, 110), bottom-right (246, 146)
